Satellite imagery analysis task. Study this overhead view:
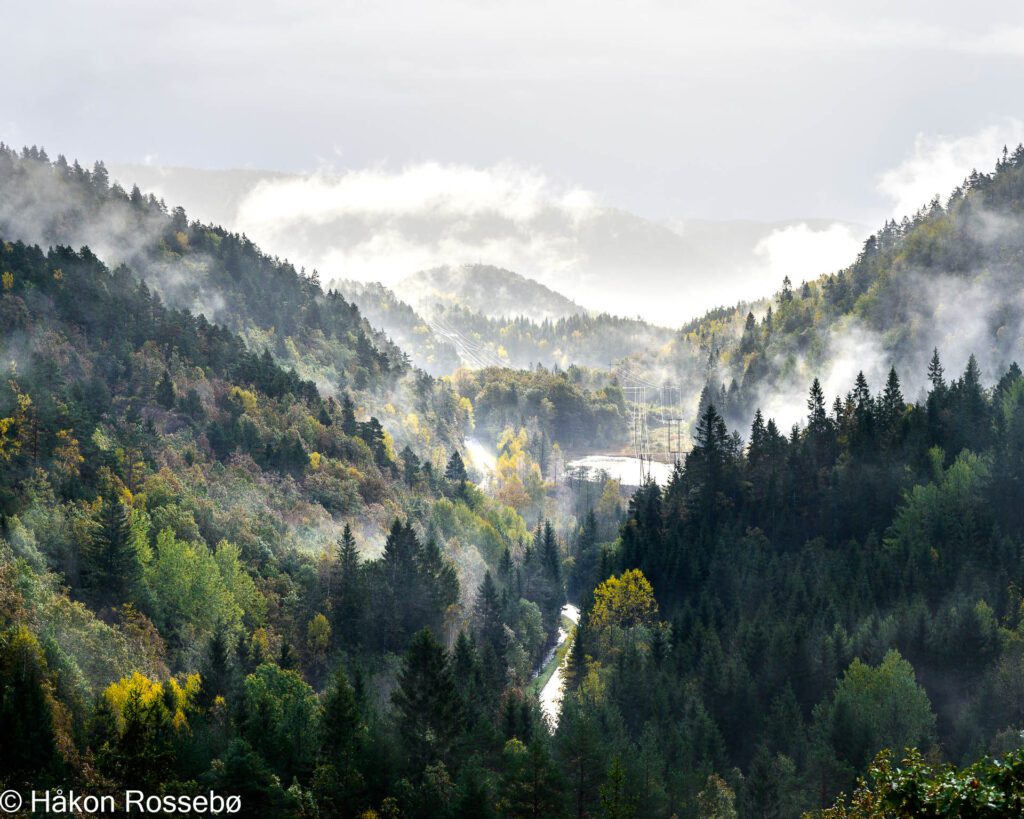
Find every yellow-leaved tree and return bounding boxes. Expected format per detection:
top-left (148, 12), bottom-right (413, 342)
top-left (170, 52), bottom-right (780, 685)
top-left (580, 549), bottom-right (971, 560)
top-left (590, 568), bottom-right (659, 652)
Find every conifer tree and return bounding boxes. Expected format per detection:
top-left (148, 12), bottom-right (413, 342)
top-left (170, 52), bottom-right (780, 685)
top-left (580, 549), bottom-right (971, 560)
top-left (879, 366), bottom-right (905, 433)
top-left (333, 523), bottom-right (364, 646)
top-left (84, 495), bottom-right (142, 609)
top-left (155, 370), bottom-right (176, 409)
top-left (927, 347), bottom-right (945, 389)
top-left (340, 393), bottom-right (358, 436)
top-left (807, 379), bottom-right (828, 430)
top-left (474, 571), bottom-right (506, 659)
top-left (445, 450), bottom-right (468, 495)
top-left (392, 629), bottom-right (464, 770)
top-left (200, 624), bottom-right (234, 707)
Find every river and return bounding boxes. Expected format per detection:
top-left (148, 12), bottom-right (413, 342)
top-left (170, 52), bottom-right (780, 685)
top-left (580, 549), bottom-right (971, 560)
top-left (538, 603), bottom-right (581, 727)
top-left (564, 454), bottom-right (675, 487)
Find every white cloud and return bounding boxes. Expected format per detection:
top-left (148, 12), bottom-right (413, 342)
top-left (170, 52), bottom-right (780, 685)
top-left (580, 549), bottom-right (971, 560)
top-left (754, 222), bottom-right (865, 283)
top-left (233, 162), bottom-right (599, 287)
top-left (237, 162), bottom-right (596, 225)
top-left (877, 121), bottom-right (1024, 218)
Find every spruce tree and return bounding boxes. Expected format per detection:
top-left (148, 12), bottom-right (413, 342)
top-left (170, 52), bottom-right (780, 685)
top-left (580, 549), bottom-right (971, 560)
top-left (879, 366), bottom-right (905, 433)
top-left (333, 524), bottom-right (364, 646)
top-left (807, 379), bottom-right (827, 430)
top-left (84, 496), bottom-right (141, 608)
top-left (340, 393), bottom-right (358, 436)
top-left (321, 668), bottom-right (361, 766)
top-left (445, 451), bottom-right (468, 495)
top-left (155, 370), bottom-right (175, 409)
top-left (475, 571), bottom-right (506, 661)
top-left (201, 624), bottom-right (234, 706)
top-left (392, 629), bottom-right (464, 770)
top-left (927, 347), bottom-right (946, 389)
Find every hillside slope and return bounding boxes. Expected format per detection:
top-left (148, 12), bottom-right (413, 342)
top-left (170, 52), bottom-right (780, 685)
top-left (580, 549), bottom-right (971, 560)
top-left (630, 148), bottom-right (1024, 437)
top-left (0, 146), bottom-right (469, 458)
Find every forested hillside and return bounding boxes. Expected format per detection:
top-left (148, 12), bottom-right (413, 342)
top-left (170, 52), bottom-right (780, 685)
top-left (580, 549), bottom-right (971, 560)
top-left (632, 146), bottom-right (1024, 441)
top-left (429, 304), bottom-right (675, 371)
top-left (0, 146), bottom-right (470, 458)
top-left (0, 147), bottom-right (578, 816)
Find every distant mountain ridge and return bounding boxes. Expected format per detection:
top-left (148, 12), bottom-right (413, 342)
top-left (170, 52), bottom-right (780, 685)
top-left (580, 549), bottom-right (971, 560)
top-left (399, 264), bottom-right (586, 321)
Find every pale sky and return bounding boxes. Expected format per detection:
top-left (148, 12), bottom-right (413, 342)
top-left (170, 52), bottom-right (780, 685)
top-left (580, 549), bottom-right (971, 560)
top-left (6, 0), bottom-right (1024, 320)
top-left (7, 1), bottom-right (1024, 220)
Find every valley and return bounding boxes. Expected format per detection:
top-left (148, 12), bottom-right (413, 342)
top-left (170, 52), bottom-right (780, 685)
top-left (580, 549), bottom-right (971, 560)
top-left (5, 142), bottom-right (1024, 816)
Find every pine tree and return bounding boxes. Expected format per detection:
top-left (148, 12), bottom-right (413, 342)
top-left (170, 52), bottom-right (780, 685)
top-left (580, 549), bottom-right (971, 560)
top-left (852, 371), bottom-right (872, 411)
top-left (564, 610), bottom-right (590, 692)
top-left (315, 669), bottom-right (365, 818)
top-left (541, 521), bottom-right (563, 587)
top-left (201, 624), bottom-right (234, 706)
top-left (321, 668), bottom-right (362, 767)
top-left (400, 445), bottom-right (421, 487)
top-left (807, 379), bottom-right (827, 430)
top-left (879, 366), bottom-right (905, 434)
top-left (740, 311), bottom-right (758, 354)
top-left (498, 547), bottom-right (514, 585)
top-left (499, 737), bottom-right (564, 818)
top-left (779, 276), bottom-right (793, 303)
top-left (475, 571), bottom-right (506, 659)
top-left (748, 409), bottom-right (767, 465)
top-left (599, 756), bottom-right (636, 819)
top-left (451, 630), bottom-right (482, 711)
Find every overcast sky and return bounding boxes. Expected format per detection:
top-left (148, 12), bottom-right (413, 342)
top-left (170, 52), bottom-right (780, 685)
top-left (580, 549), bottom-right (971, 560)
top-left (5, 1), bottom-right (1024, 319)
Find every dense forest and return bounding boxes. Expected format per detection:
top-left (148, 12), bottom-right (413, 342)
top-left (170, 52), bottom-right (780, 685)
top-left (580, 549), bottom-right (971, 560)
top-left (6, 141), bottom-right (1024, 819)
top-left (428, 304), bottom-right (676, 372)
top-left (451, 366), bottom-right (628, 454)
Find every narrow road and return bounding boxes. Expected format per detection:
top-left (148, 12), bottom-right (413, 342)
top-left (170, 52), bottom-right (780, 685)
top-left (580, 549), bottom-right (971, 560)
top-left (539, 603), bottom-right (581, 728)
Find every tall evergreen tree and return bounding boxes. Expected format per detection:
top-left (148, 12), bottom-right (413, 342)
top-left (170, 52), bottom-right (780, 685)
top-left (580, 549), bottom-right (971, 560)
top-left (392, 629), bottom-right (464, 770)
top-left (83, 496), bottom-right (142, 608)
top-left (155, 370), bottom-right (176, 409)
top-left (333, 524), bottom-right (364, 647)
top-left (927, 347), bottom-right (945, 389)
top-left (445, 450), bottom-right (468, 496)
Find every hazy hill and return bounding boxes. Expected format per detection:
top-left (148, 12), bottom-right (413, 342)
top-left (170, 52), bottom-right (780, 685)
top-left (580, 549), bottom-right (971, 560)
top-left (339, 266), bottom-right (674, 373)
top-left (399, 264), bottom-right (585, 321)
